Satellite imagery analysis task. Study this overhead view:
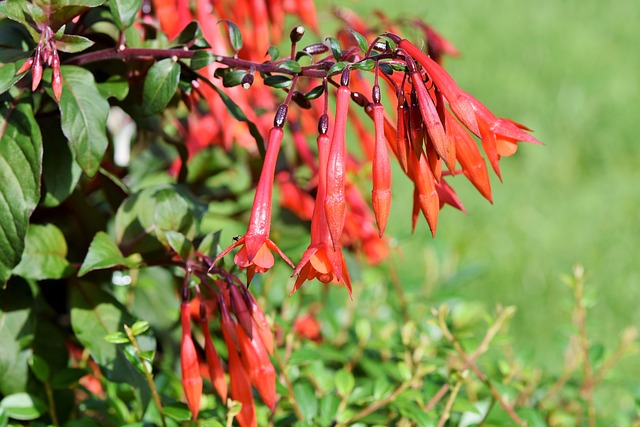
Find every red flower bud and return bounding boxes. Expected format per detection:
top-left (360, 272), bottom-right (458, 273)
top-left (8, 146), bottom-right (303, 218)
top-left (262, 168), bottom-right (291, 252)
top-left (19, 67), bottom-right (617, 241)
top-left (201, 317), bottom-right (228, 402)
top-left (31, 48), bottom-right (43, 92)
top-left (51, 51), bottom-right (62, 102)
top-left (371, 103), bottom-right (391, 237)
top-left (237, 323), bottom-right (276, 411)
top-left (180, 303), bottom-right (202, 420)
top-left (16, 57), bottom-right (33, 75)
top-left (325, 85), bottom-right (350, 249)
top-left (223, 332), bottom-right (257, 427)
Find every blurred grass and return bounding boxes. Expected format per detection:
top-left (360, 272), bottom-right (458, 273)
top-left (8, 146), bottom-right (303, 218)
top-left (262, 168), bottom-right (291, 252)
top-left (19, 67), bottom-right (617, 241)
top-left (315, 0), bottom-right (640, 373)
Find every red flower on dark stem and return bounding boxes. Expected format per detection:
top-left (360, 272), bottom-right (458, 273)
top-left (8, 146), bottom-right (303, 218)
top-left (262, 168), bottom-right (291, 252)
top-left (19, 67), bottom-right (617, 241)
top-left (180, 302), bottom-right (203, 420)
top-left (293, 128), bottom-right (353, 296)
top-left (212, 126), bottom-right (294, 283)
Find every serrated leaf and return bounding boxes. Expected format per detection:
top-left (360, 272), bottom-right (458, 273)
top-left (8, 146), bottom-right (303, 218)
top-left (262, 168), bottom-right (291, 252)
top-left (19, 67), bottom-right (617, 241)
top-left (190, 50), bottom-right (215, 70)
top-left (352, 59), bottom-right (375, 72)
top-left (55, 65), bottom-right (109, 177)
top-left (108, 0), bottom-right (142, 29)
top-left (211, 85), bottom-right (264, 155)
top-left (0, 99), bottom-right (42, 283)
top-left (277, 60), bottom-right (301, 73)
top-left (12, 224), bottom-right (73, 280)
top-left (78, 231), bottom-right (139, 276)
top-left (174, 21), bottom-right (210, 48)
top-left (348, 29), bottom-right (369, 53)
top-left (218, 20), bottom-right (242, 52)
top-left (304, 85), bottom-right (324, 100)
top-left (263, 75), bottom-right (292, 89)
top-left (55, 34), bottom-right (94, 53)
top-left (267, 46), bottom-right (279, 60)
top-left (325, 37), bottom-right (342, 61)
top-left (0, 393), bottom-right (46, 421)
top-left (142, 58), bottom-right (180, 116)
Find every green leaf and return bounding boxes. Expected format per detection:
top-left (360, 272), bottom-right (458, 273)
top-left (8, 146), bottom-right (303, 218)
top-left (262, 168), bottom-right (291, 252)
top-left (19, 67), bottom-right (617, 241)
top-left (377, 35), bottom-right (397, 52)
top-left (55, 34), bottom-right (94, 53)
top-left (154, 188), bottom-right (194, 235)
top-left (0, 99), bottom-right (42, 283)
top-left (211, 85), bottom-right (264, 155)
top-left (163, 402), bottom-right (192, 421)
top-left (304, 85), bottom-right (324, 100)
top-left (263, 75), bottom-right (292, 89)
top-left (0, 2), bottom-right (40, 41)
top-left (108, 0), bottom-right (142, 29)
top-left (267, 46), bottom-right (279, 61)
top-left (379, 63), bottom-right (393, 76)
top-left (0, 393), bottom-right (46, 421)
top-left (222, 69), bottom-right (247, 88)
top-left (0, 281), bottom-right (35, 395)
top-left (174, 21), bottom-right (210, 48)
top-left (104, 332), bottom-right (130, 344)
top-left (190, 50), bottom-right (215, 70)
top-left (335, 369), bottom-right (355, 395)
top-left (165, 230), bottom-right (193, 260)
top-left (50, 368), bottom-right (87, 389)
top-left (56, 65), bottom-right (109, 177)
top-left (328, 61), bottom-right (348, 76)
top-left (348, 29), bottom-right (369, 53)
top-left (78, 231), bottom-right (139, 276)
top-left (325, 37), bottom-right (342, 61)
top-left (130, 320), bottom-right (150, 336)
top-left (12, 224), bottom-right (73, 280)
top-left (293, 382), bottom-right (317, 422)
top-left (352, 59), bottom-right (375, 72)
top-left (40, 116), bottom-right (82, 207)
top-left (218, 19), bottom-right (242, 52)
top-left (96, 75), bottom-right (129, 101)
top-left (142, 58), bottom-right (180, 116)
top-left (277, 60), bottom-right (301, 73)
top-left (28, 355), bottom-right (49, 382)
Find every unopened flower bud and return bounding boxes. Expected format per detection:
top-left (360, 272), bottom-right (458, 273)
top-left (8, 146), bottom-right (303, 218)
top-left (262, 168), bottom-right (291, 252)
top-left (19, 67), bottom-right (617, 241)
top-left (289, 25), bottom-right (305, 43)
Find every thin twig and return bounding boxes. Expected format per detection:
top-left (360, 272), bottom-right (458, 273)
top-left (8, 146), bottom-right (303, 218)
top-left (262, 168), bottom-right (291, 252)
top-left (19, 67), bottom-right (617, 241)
top-left (437, 378), bottom-right (462, 427)
top-left (273, 334), bottom-right (304, 421)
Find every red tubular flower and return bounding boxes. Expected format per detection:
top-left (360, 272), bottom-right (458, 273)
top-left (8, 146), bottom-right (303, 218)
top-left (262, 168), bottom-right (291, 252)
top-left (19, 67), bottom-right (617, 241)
top-left (237, 322), bottom-right (276, 411)
top-left (395, 92), bottom-right (410, 173)
top-left (201, 316), bottom-right (228, 402)
top-left (212, 126), bottom-right (294, 283)
top-left (180, 302), bottom-right (202, 420)
top-left (293, 126), bottom-right (353, 296)
top-left (371, 102), bottom-right (392, 237)
top-left (408, 149), bottom-right (440, 236)
top-left (223, 329), bottom-right (257, 427)
top-left (407, 56), bottom-right (449, 166)
top-left (325, 80), bottom-right (351, 250)
top-left (244, 289), bottom-right (274, 354)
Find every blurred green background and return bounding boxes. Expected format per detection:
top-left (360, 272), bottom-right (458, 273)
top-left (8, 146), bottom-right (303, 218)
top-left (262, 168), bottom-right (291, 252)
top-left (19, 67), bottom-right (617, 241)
top-left (315, 0), bottom-right (640, 373)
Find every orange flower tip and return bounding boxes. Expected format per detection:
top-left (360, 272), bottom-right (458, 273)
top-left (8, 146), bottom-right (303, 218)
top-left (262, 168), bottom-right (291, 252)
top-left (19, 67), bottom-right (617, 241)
top-left (181, 377), bottom-right (203, 420)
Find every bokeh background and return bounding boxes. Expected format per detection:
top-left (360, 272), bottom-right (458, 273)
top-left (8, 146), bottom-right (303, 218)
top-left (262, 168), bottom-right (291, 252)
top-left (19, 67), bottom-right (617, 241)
top-left (315, 0), bottom-right (640, 375)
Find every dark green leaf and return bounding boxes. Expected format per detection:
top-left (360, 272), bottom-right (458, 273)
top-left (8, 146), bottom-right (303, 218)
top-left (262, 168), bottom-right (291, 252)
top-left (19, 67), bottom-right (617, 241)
top-left (379, 63), bottom-right (393, 76)
top-left (56, 65), bottom-right (109, 177)
top-left (352, 59), bottom-right (375, 72)
top-left (304, 85), bottom-right (324, 100)
top-left (325, 37), bottom-right (342, 61)
top-left (328, 61), bottom-right (348, 76)
top-left (218, 20), bottom-right (242, 52)
top-left (55, 34), bottom-right (94, 53)
top-left (222, 69), bottom-right (247, 88)
top-left (50, 368), bottom-right (87, 389)
top-left (78, 231), bottom-right (139, 276)
top-left (377, 35), bottom-right (397, 52)
top-left (190, 50), bottom-right (215, 70)
top-left (348, 29), bottom-right (369, 53)
top-left (277, 60), bottom-right (301, 73)
top-left (142, 58), bottom-right (180, 116)
top-left (165, 230), bottom-right (193, 260)
top-left (130, 267), bottom-right (180, 331)
top-left (263, 75), bottom-right (292, 89)
top-left (12, 224), bottom-right (73, 280)
top-left (114, 187), bottom-right (164, 255)
top-left (108, 0), bottom-right (142, 30)
top-left (28, 355), bottom-right (49, 382)
top-left (211, 85), bottom-right (264, 155)
top-left (174, 21), bottom-right (210, 48)
top-left (267, 45), bottom-right (279, 61)
top-left (0, 393), bottom-right (46, 421)
top-left (0, 99), bottom-right (42, 283)
top-left (0, 3), bottom-right (40, 41)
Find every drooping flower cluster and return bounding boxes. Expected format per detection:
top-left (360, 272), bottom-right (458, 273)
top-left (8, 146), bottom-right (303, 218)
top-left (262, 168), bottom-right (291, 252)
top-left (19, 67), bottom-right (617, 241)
top-left (180, 275), bottom-right (275, 425)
